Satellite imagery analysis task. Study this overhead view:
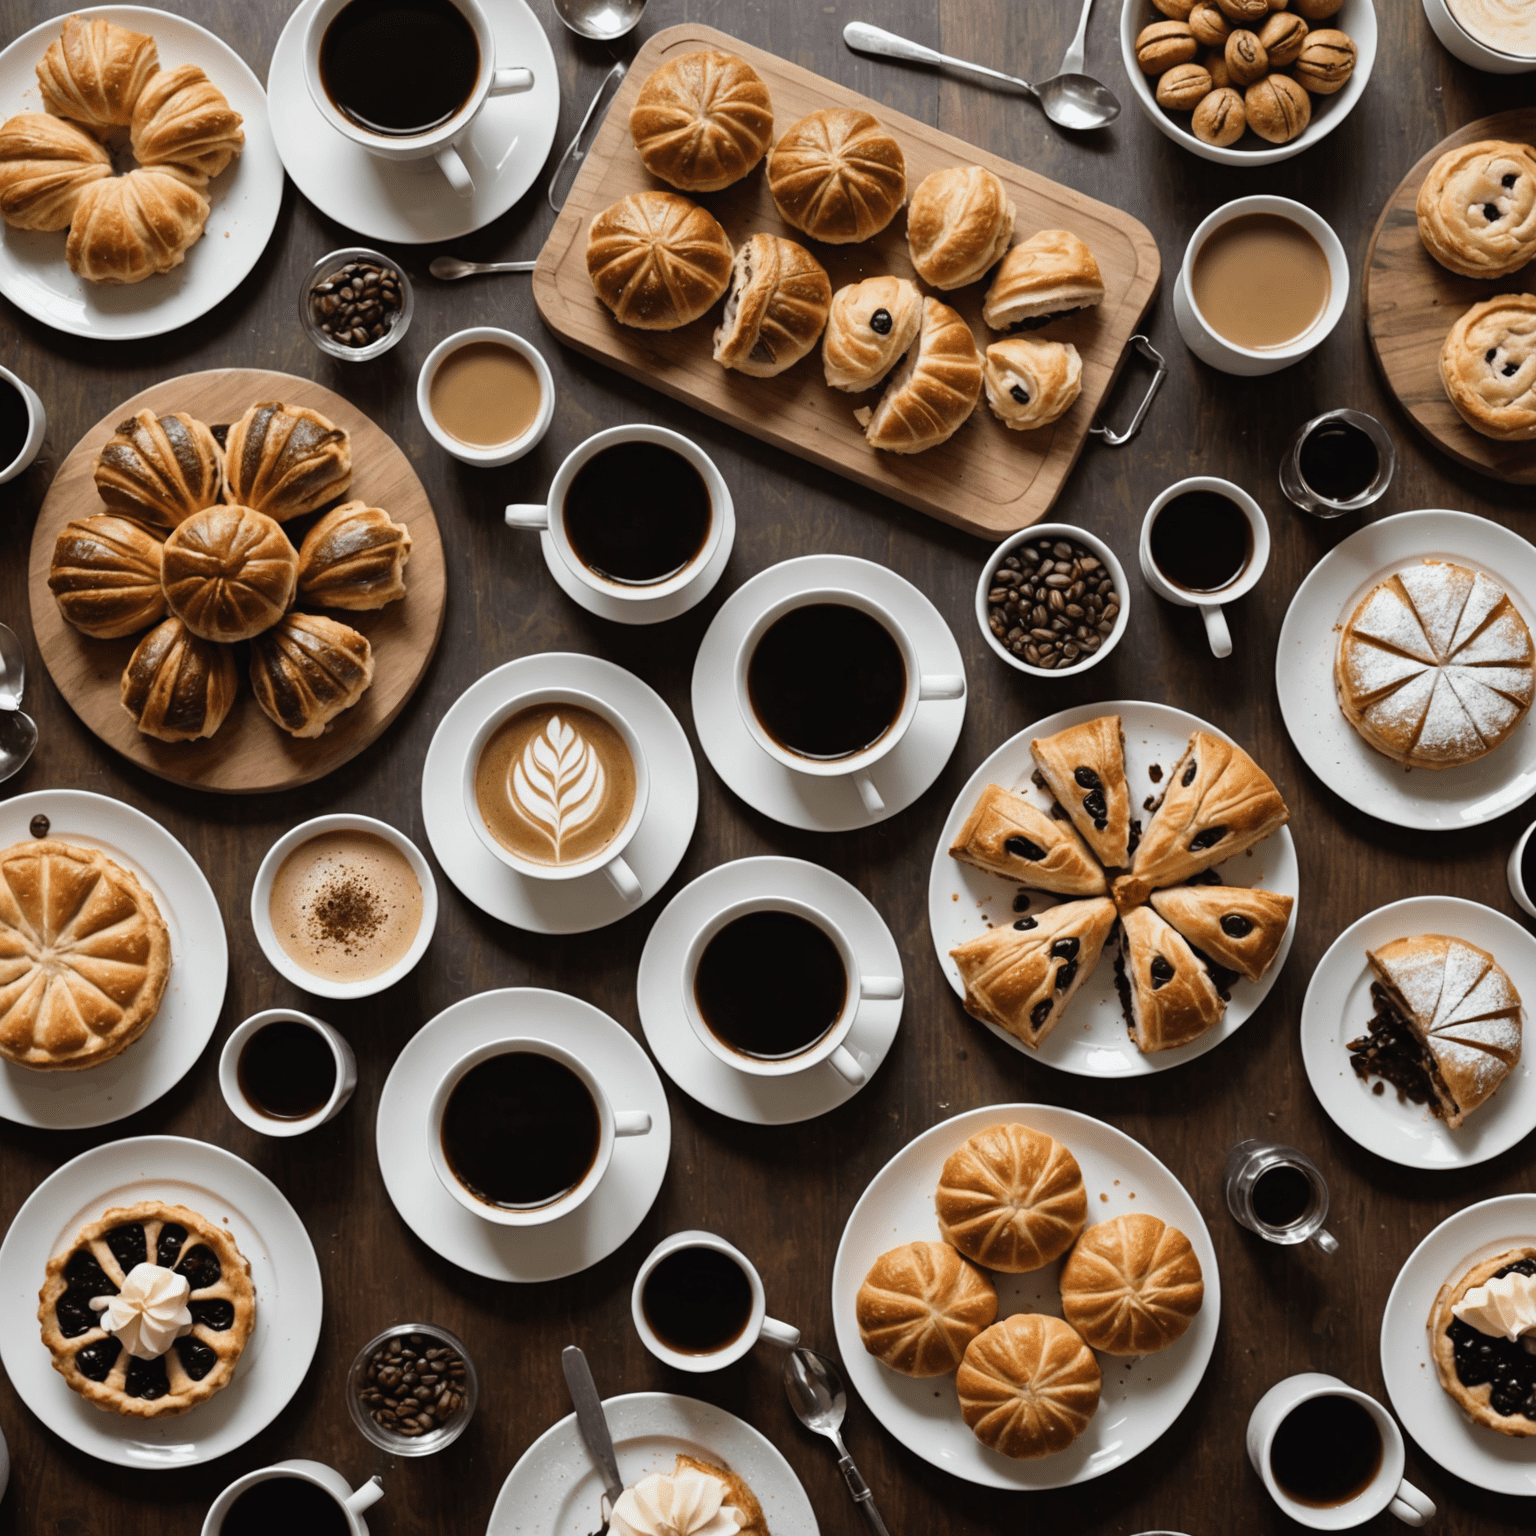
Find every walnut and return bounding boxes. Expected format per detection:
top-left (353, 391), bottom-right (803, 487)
top-left (1189, 2), bottom-right (1232, 45)
top-left (1204, 46), bottom-right (1232, 88)
top-left (1157, 61), bottom-right (1214, 109)
top-left (1293, 29), bottom-right (1357, 94)
top-left (1225, 29), bottom-right (1270, 85)
top-left (1214, 0), bottom-right (1268, 22)
top-left (1293, 0), bottom-right (1344, 18)
top-left (1135, 20), bottom-right (1199, 74)
top-left (1244, 72), bottom-right (1312, 142)
top-left (1258, 11), bottom-right (1309, 68)
top-left (1192, 86), bottom-right (1247, 147)
top-left (1151, 0), bottom-right (1197, 15)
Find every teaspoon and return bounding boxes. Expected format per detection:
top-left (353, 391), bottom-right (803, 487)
top-left (553, 0), bottom-right (646, 42)
top-left (0, 624), bottom-right (38, 783)
top-left (429, 256), bottom-right (537, 280)
top-left (783, 1348), bottom-right (891, 1536)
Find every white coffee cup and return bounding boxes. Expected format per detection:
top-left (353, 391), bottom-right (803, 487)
top-left (1507, 819), bottom-right (1536, 918)
top-left (682, 895), bottom-right (903, 1086)
top-left (735, 588), bottom-right (965, 815)
top-left (1140, 477), bottom-right (1271, 660)
top-left (1422, 0), bottom-right (1536, 72)
top-left (462, 686), bottom-right (649, 904)
top-left (1247, 1375), bottom-right (1436, 1529)
top-left (203, 1461), bottom-right (383, 1536)
top-left (302, 0), bottom-right (535, 196)
top-left (1173, 196), bottom-right (1349, 377)
top-left (631, 1231), bottom-right (800, 1373)
top-left (0, 365), bottom-right (45, 486)
top-left (418, 329), bottom-right (554, 468)
top-left (427, 1036), bottom-right (651, 1227)
top-left (219, 1009), bottom-right (358, 1138)
top-left (505, 425), bottom-right (731, 606)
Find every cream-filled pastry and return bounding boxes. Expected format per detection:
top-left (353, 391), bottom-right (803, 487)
top-left (983, 337), bottom-right (1082, 431)
top-left (822, 275), bottom-right (922, 392)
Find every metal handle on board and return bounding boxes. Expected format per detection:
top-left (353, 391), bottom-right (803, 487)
top-left (1088, 334), bottom-right (1167, 448)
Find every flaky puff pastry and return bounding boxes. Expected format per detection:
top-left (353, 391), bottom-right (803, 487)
top-left (982, 228), bottom-right (1104, 332)
top-left (1118, 904), bottom-right (1225, 1054)
top-left (48, 514), bottom-right (166, 639)
top-left (768, 107), bottom-right (906, 244)
top-left (93, 410), bottom-right (224, 528)
top-left (130, 64), bottom-right (244, 179)
top-left (65, 167), bottom-right (210, 285)
top-left (1029, 714), bottom-right (1130, 869)
top-left (854, 296), bottom-right (981, 453)
top-left (712, 232), bottom-right (830, 377)
top-left (224, 402), bottom-right (352, 520)
top-left (0, 113), bottom-right (110, 231)
top-left (297, 501), bottom-right (411, 611)
top-left (957, 1315), bottom-right (1101, 1460)
top-left (857, 1241), bottom-right (997, 1377)
top-left (1148, 884), bottom-right (1294, 984)
top-left (1440, 294), bottom-right (1536, 443)
top-left (1060, 1214), bottom-right (1204, 1356)
top-left (906, 164), bottom-right (1015, 290)
top-left (629, 49), bottom-right (773, 193)
top-left (587, 190), bottom-right (733, 330)
top-left (161, 505), bottom-right (297, 643)
top-left (822, 275), bottom-right (922, 392)
top-left (250, 613), bottom-right (373, 739)
top-left (948, 783), bottom-right (1107, 896)
top-left (1416, 140), bottom-right (1536, 281)
top-left (121, 617), bottom-right (238, 743)
top-left (36, 15), bottom-right (158, 131)
top-left (984, 337), bottom-right (1082, 433)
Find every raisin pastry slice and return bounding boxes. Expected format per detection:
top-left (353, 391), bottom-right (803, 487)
top-left (983, 337), bottom-right (1082, 432)
top-left (949, 783), bottom-right (1108, 896)
top-left (1440, 294), bottom-right (1536, 444)
top-left (822, 275), bottom-right (922, 393)
top-left (1415, 140), bottom-right (1536, 281)
top-left (1430, 1247), bottom-right (1536, 1439)
top-left (1030, 714), bottom-right (1132, 868)
top-left (1148, 884), bottom-right (1294, 984)
top-left (1117, 903), bottom-right (1226, 1053)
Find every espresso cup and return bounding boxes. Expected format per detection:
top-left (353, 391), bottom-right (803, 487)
top-left (203, 1461), bottom-right (383, 1536)
top-left (1279, 408), bottom-right (1396, 519)
top-left (0, 364), bottom-right (45, 486)
top-left (1139, 477), bottom-right (1271, 660)
top-left (631, 1231), bottom-right (801, 1373)
top-left (302, 0), bottom-right (535, 196)
top-left (417, 329), bottom-right (555, 468)
top-left (1422, 0), bottom-right (1536, 72)
top-left (219, 1009), bottom-right (358, 1139)
top-left (462, 686), bottom-right (650, 904)
top-left (1247, 1375), bottom-right (1435, 1529)
top-left (1223, 1139), bottom-right (1339, 1255)
top-left (427, 1037), bottom-right (651, 1227)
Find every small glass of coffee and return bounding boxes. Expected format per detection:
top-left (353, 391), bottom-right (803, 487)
top-left (219, 1009), bottom-right (357, 1139)
top-left (1224, 1138), bottom-right (1339, 1254)
top-left (1279, 409), bottom-right (1396, 518)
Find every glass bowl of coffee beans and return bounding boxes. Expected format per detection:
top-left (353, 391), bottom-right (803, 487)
top-left (975, 523), bottom-right (1129, 677)
top-left (347, 1323), bottom-right (477, 1455)
top-left (301, 248), bottom-right (414, 362)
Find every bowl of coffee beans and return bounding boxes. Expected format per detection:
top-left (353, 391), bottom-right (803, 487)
top-left (347, 1323), bottom-right (477, 1455)
top-left (975, 523), bottom-right (1129, 676)
top-left (300, 247), bottom-right (414, 362)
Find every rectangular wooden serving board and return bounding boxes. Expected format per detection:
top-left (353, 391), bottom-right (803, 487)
top-left (533, 24), bottom-right (1162, 541)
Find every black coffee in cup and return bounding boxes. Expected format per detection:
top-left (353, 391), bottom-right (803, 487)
top-left (237, 1020), bottom-right (336, 1120)
top-left (223, 1477), bottom-right (350, 1536)
top-left (0, 376), bottom-right (29, 473)
top-left (563, 441), bottom-right (712, 586)
top-left (642, 1246), bottom-right (754, 1354)
top-left (1269, 1395), bottom-right (1382, 1507)
top-left (1150, 490), bottom-right (1252, 593)
top-left (1250, 1162), bottom-right (1314, 1229)
top-left (1297, 419), bottom-right (1380, 504)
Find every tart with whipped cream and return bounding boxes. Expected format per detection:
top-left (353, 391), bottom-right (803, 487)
top-left (38, 1200), bottom-right (255, 1418)
top-left (1430, 1246), bottom-right (1536, 1437)
top-left (610, 1454), bottom-right (768, 1536)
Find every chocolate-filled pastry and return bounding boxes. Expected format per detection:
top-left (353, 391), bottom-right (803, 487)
top-left (628, 49), bottom-right (773, 193)
top-left (854, 296), bottom-right (981, 454)
top-left (93, 410), bottom-right (224, 529)
top-left (224, 402), bottom-right (352, 520)
top-left (982, 229), bottom-right (1105, 333)
top-left (36, 14), bottom-right (158, 131)
top-left (120, 618), bottom-right (238, 743)
top-left (49, 515), bottom-right (166, 639)
top-left (1148, 884), bottom-right (1294, 984)
top-left (1440, 294), bottom-right (1536, 444)
top-left (1030, 715), bottom-right (1131, 867)
top-left (906, 165), bottom-right (1016, 291)
top-left (249, 613), bottom-right (374, 739)
top-left (948, 783), bottom-right (1108, 896)
top-left (822, 275), bottom-right (922, 392)
top-left (1430, 1246), bottom-right (1536, 1438)
top-left (767, 107), bottom-right (906, 245)
top-left (0, 113), bottom-right (111, 231)
top-left (586, 190), bottom-right (733, 330)
top-left (1118, 904), bottom-right (1226, 1053)
top-left (1060, 1213), bottom-right (1205, 1356)
top-left (296, 501), bottom-right (411, 611)
top-left (983, 338), bottom-right (1082, 432)
top-left (1416, 141), bottom-right (1536, 281)
top-left (712, 232), bottom-right (831, 377)
top-left (129, 64), bottom-right (245, 179)
top-left (160, 505), bottom-right (298, 644)
top-left (66, 167), bottom-right (211, 286)
top-left (957, 1314), bottom-right (1100, 1460)
top-left (949, 897), bottom-right (1117, 1049)
top-left (857, 1241), bottom-right (997, 1377)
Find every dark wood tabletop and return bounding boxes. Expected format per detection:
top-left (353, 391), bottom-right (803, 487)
top-left (1, 1), bottom-right (1534, 1532)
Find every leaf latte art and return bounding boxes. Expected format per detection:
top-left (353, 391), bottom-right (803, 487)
top-left (509, 715), bottom-right (609, 856)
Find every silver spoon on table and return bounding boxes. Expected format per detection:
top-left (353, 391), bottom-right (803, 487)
top-left (0, 624), bottom-right (38, 783)
top-left (784, 1348), bottom-right (892, 1536)
top-left (429, 255), bottom-right (537, 280)
top-left (554, 0), bottom-right (646, 42)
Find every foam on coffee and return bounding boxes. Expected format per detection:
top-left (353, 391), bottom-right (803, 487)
top-left (1448, 0), bottom-right (1536, 56)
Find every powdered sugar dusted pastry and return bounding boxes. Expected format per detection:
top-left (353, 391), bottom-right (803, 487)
top-left (1148, 884), bottom-right (1294, 984)
top-left (1440, 294), bottom-right (1536, 443)
top-left (712, 232), bottom-right (831, 377)
top-left (1117, 904), bottom-right (1226, 1053)
top-left (854, 296), bottom-right (982, 454)
top-left (984, 338), bottom-right (1082, 432)
top-left (1416, 140), bottom-right (1536, 281)
top-left (1430, 1246), bottom-right (1536, 1438)
top-left (1029, 715), bottom-right (1131, 868)
top-left (822, 275), bottom-right (922, 392)
top-left (948, 783), bottom-right (1108, 896)
top-left (982, 229), bottom-right (1104, 333)
top-left (906, 164), bottom-right (1016, 290)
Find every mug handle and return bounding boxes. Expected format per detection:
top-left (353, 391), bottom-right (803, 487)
top-left (1389, 1479), bottom-right (1435, 1526)
top-left (828, 1045), bottom-right (867, 1086)
top-left (853, 771), bottom-right (885, 816)
top-left (489, 66), bottom-right (535, 96)
top-left (860, 974), bottom-right (904, 1001)
top-left (918, 673), bottom-right (965, 701)
top-left (604, 855), bottom-right (643, 905)
top-left (433, 143), bottom-right (475, 198)
top-left (758, 1316), bottom-right (801, 1349)
top-left (1310, 1226), bottom-right (1340, 1255)
top-left (1198, 603), bottom-right (1232, 659)
top-left (505, 503), bottom-right (550, 531)
top-left (614, 1111), bottom-right (652, 1138)
top-left (346, 1477), bottom-right (385, 1516)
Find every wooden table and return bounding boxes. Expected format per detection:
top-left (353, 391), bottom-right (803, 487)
top-left (0, 3), bottom-right (1531, 1532)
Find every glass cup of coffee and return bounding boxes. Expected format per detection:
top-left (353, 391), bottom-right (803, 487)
top-left (1224, 1139), bottom-right (1339, 1255)
top-left (219, 1009), bottom-right (358, 1139)
top-left (504, 424), bottom-right (731, 608)
top-left (0, 364), bottom-right (44, 486)
top-left (427, 1037), bottom-right (651, 1227)
top-left (202, 1459), bottom-right (383, 1536)
top-left (463, 687), bottom-right (649, 904)
top-left (1247, 1374), bottom-right (1435, 1529)
top-left (1139, 476), bottom-right (1271, 660)
top-left (631, 1231), bottom-right (800, 1373)
top-left (1279, 409), bottom-right (1396, 519)
top-left (682, 896), bottom-right (903, 1086)
top-left (303, 0), bottom-right (535, 196)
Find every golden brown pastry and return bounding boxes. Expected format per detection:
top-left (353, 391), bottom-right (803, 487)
top-left (1416, 142), bottom-right (1536, 281)
top-left (130, 64), bottom-right (245, 179)
top-left (671, 1455), bottom-right (769, 1536)
top-left (36, 15), bottom-right (158, 131)
top-left (120, 618), bottom-right (238, 743)
top-left (224, 402), bottom-right (353, 519)
top-left (856, 1241), bottom-right (997, 1377)
top-left (48, 515), bottom-right (166, 639)
top-left (854, 297), bottom-right (981, 454)
top-left (906, 165), bottom-right (1016, 291)
top-left (1148, 884), bottom-right (1294, 984)
top-left (586, 191), bottom-right (733, 331)
top-left (1293, 28), bottom-right (1355, 93)
top-left (1157, 62), bottom-right (1214, 110)
top-left (936, 1123), bottom-right (1087, 1272)
top-left (65, 167), bottom-right (210, 285)
top-left (628, 50), bottom-right (772, 193)
top-left (983, 337), bottom-right (1082, 432)
top-left (161, 506), bottom-right (297, 644)
top-left (948, 782), bottom-right (1108, 896)
top-left (822, 276), bottom-right (922, 393)
top-left (767, 108), bottom-right (906, 245)
top-left (1135, 20), bottom-right (1199, 74)
top-left (297, 501), bottom-right (411, 611)
top-left (1192, 86), bottom-right (1246, 147)
top-left (250, 613), bottom-right (374, 739)
top-left (982, 229), bottom-right (1105, 333)
top-left (1243, 73), bottom-right (1311, 144)
top-left (0, 112), bottom-right (110, 231)
top-left (957, 1315), bottom-right (1101, 1460)
top-left (1060, 1214), bottom-right (1205, 1356)
top-left (712, 233), bottom-right (831, 378)
top-left (1117, 904), bottom-right (1226, 1053)
top-left (1030, 715), bottom-right (1131, 868)
top-left (1440, 295), bottom-right (1536, 443)
top-left (93, 410), bottom-right (224, 528)
top-left (1429, 1246), bottom-right (1536, 1439)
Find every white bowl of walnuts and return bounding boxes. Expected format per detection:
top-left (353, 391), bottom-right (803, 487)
top-left (1120, 0), bottom-right (1377, 165)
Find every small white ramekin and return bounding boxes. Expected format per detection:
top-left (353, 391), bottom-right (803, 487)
top-left (416, 327), bottom-right (555, 467)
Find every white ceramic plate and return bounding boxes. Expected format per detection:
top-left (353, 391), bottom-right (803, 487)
top-left (1380, 1194), bottom-right (1536, 1496)
top-left (832, 1103), bottom-right (1220, 1490)
top-left (1301, 896), bottom-right (1536, 1169)
top-left (486, 1391), bottom-right (819, 1536)
top-left (928, 701), bottom-right (1298, 1077)
top-left (0, 1135), bottom-right (322, 1467)
top-left (1276, 510), bottom-right (1536, 831)
top-left (0, 789), bottom-right (227, 1129)
top-left (0, 6), bottom-right (283, 341)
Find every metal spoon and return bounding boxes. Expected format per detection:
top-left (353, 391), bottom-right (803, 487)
top-left (783, 1349), bottom-right (891, 1536)
top-left (0, 624), bottom-right (38, 783)
top-left (553, 0), bottom-right (646, 42)
top-left (843, 19), bottom-right (1120, 131)
top-left (429, 256), bottom-right (537, 280)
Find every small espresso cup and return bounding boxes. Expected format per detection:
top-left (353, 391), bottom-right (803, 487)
top-left (735, 588), bottom-right (965, 816)
top-left (632, 1231), bottom-right (801, 1373)
top-left (0, 365), bottom-right (45, 486)
top-left (1223, 1139), bottom-right (1339, 1254)
top-left (1421, 0), bottom-right (1536, 73)
top-left (1509, 819), bottom-right (1536, 919)
top-left (219, 1009), bottom-right (358, 1139)
top-left (203, 1460), bottom-right (384, 1536)
top-left (463, 686), bottom-right (650, 904)
top-left (681, 895), bottom-right (903, 1085)
top-left (1279, 408), bottom-right (1397, 519)
top-left (1140, 477), bottom-right (1271, 660)
top-left (1247, 1375), bottom-right (1435, 1529)
top-left (417, 328), bottom-right (555, 468)
top-left (302, 0), bottom-right (535, 195)
top-left (427, 1037), bottom-right (652, 1227)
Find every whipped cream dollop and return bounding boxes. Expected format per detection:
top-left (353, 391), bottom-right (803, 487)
top-left (609, 1469), bottom-right (743, 1536)
top-left (91, 1262), bottom-right (193, 1359)
top-left (1453, 1269), bottom-right (1536, 1354)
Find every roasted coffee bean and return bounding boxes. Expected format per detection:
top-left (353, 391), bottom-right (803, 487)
top-left (310, 259), bottom-right (405, 350)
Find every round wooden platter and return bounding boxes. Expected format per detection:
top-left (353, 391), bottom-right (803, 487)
top-left (1364, 108), bottom-right (1536, 486)
top-left (27, 369), bottom-right (447, 795)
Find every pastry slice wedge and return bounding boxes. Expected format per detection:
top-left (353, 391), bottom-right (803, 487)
top-left (949, 784), bottom-right (1107, 896)
top-left (1116, 905), bottom-right (1225, 1054)
top-left (1030, 715), bottom-right (1131, 869)
top-left (1148, 885), bottom-right (1295, 985)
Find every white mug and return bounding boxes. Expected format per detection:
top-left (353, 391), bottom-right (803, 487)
top-left (681, 895), bottom-right (903, 1086)
top-left (462, 686), bottom-right (649, 904)
top-left (631, 1231), bottom-right (800, 1373)
top-left (1421, 0), bottom-right (1536, 72)
top-left (1140, 477), bottom-right (1271, 660)
top-left (418, 329), bottom-right (555, 468)
top-left (219, 1009), bottom-right (358, 1139)
top-left (303, 0), bottom-right (535, 196)
top-left (427, 1037), bottom-right (651, 1227)
top-left (1507, 819), bottom-right (1536, 918)
top-left (0, 365), bottom-right (44, 485)
top-left (734, 588), bottom-right (965, 815)
top-left (1173, 196), bottom-right (1349, 377)
top-left (203, 1460), bottom-right (383, 1536)
top-left (1247, 1375), bottom-right (1435, 1529)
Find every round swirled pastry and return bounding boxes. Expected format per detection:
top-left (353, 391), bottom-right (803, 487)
top-left (1416, 140), bottom-right (1536, 280)
top-left (983, 338), bottom-right (1082, 431)
top-left (1440, 294), bottom-right (1536, 442)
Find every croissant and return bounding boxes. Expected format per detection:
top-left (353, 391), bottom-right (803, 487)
top-left (296, 501), bottom-right (411, 610)
top-left (854, 297), bottom-right (982, 453)
top-left (49, 514), bottom-right (166, 639)
top-left (250, 614), bottom-right (374, 738)
top-left (161, 505), bottom-right (298, 643)
top-left (0, 113), bottom-right (110, 231)
top-left (130, 64), bottom-right (244, 179)
top-left (37, 15), bottom-right (159, 131)
top-left (121, 618), bottom-right (238, 743)
top-left (65, 167), bottom-right (210, 285)
top-left (94, 409), bottom-right (224, 528)
top-left (223, 402), bottom-right (353, 520)
top-left (586, 191), bottom-right (733, 330)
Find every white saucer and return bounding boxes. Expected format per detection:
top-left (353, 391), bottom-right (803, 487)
top-left (636, 856), bottom-right (904, 1125)
top-left (0, 6), bottom-right (284, 340)
top-left (0, 1135), bottom-right (322, 1467)
top-left (267, 0), bottom-right (559, 244)
top-left (1301, 895), bottom-right (1536, 1169)
top-left (1276, 510), bottom-right (1536, 831)
top-left (421, 653), bottom-right (698, 934)
top-left (927, 701), bottom-right (1299, 1077)
top-left (1380, 1194), bottom-right (1536, 1496)
top-left (486, 1392), bottom-right (819, 1536)
top-left (691, 555), bottom-right (967, 832)
top-left (375, 988), bottom-right (670, 1283)
top-left (0, 790), bottom-right (228, 1129)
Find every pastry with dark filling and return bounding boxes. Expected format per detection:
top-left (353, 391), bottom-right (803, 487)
top-left (1430, 1246), bottom-right (1536, 1437)
top-left (948, 783), bottom-right (1107, 896)
top-left (712, 231), bottom-right (831, 378)
top-left (1148, 884), bottom-right (1294, 984)
top-left (981, 228), bottom-right (1104, 333)
top-left (853, 295), bottom-right (982, 454)
top-left (1117, 904), bottom-right (1225, 1052)
top-left (1030, 715), bottom-right (1131, 868)
top-left (822, 275), bottom-right (922, 392)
